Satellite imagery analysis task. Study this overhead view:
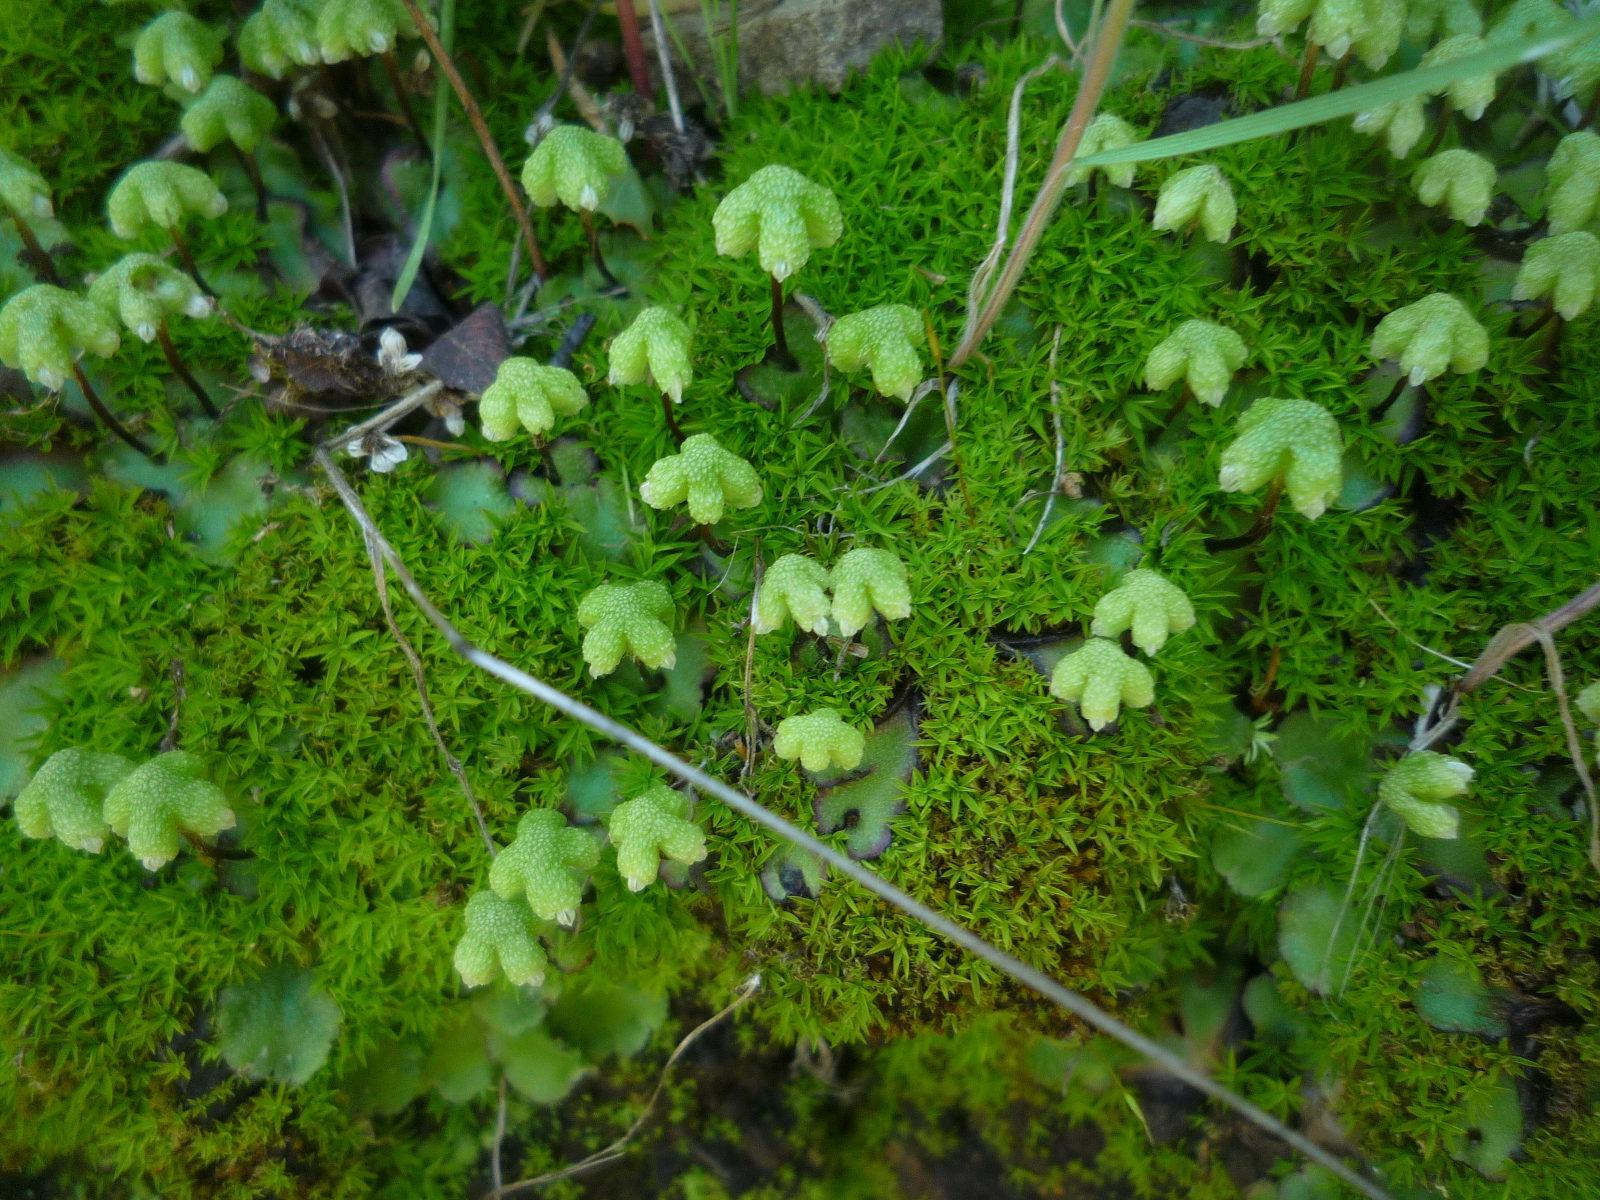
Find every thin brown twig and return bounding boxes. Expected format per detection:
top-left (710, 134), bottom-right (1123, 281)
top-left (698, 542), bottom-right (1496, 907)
top-left (4, 204), bottom-right (62, 286)
top-left (614, 0), bottom-right (653, 96)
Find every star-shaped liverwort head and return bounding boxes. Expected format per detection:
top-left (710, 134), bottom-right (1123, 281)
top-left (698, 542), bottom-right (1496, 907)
top-left (89, 253), bottom-right (214, 343)
top-left (1545, 132), bottom-right (1600, 236)
top-left (1090, 569), bottom-right (1197, 656)
top-left (14, 748), bottom-right (134, 854)
top-left (638, 433), bottom-right (763, 526)
top-left (1067, 113), bottom-right (1139, 188)
top-left (478, 356), bottom-right (588, 441)
top-left (1414, 149), bottom-right (1496, 226)
top-left (605, 783), bottom-right (708, 892)
top-left (181, 76), bottom-right (279, 156)
top-left (488, 808), bottom-right (600, 926)
top-left (1218, 397), bottom-right (1344, 520)
top-left (0, 148), bottom-right (53, 221)
top-left (577, 580), bottom-right (677, 676)
top-left (316, 0), bottom-right (420, 62)
top-left (522, 125), bottom-right (629, 213)
top-left (1406, 0), bottom-right (1482, 42)
top-left (0, 285), bottom-right (121, 391)
top-left (1049, 638), bottom-right (1154, 731)
top-left (712, 164), bottom-right (843, 282)
top-left (1370, 292), bottom-right (1488, 386)
top-left (829, 547), bottom-right (911, 638)
top-left (133, 11), bottom-right (224, 94)
top-left (1351, 96), bottom-right (1427, 158)
top-left (1152, 165), bottom-right (1236, 244)
top-left (1142, 319), bottom-right (1248, 407)
top-left (453, 890), bottom-right (548, 989)
top-left (826, 305), bottom-right (925, 402)
top-left (1422, 35), bottom-right (1497, 121)
top-left (753, 553), bottom-right (831, 636)
top-left (239, 0), bottom-right (321, 79)
top-left (608, 306), bottom-right (693, 404)
top-left (773, 709), bottom-right (866, 772)
top-left (1379, 751), bottom-right (1472, 839)
top-left (102, 751), bottom-right (236, 871)
top-left (1514, 232), bottom-right (1600, 320)
top-left (107, 162), bottom-right (228, 240)
top-left (1257, 0), bottom-right (1404, 69)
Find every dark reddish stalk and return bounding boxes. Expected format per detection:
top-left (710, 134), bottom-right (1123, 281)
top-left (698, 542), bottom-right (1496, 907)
top-left (767, 275), bottom-right (797, 371)
top-left (4, 205), bottom-right (62, 285)
top-left (1293, 39), bottom-right (1320, 100)
top-left (614, 0), bottom-right (653, 96)
top-left (1206, 475), bottom-right (1284, 552)
top-left (380, 49), bottom-right (430, 149)
top-left (167, 226), bottom-right (215, 295)
top-left (580, 210), bottom-right (619, 287)
top-left (71, 363), bottom-right (158, 460)
top-left (156, 324), bottom-right (220, 418)
top-left (661, 392), bottom-right (684, 445)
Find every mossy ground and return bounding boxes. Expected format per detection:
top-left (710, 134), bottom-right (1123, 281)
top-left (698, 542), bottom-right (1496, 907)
top-left (4, 4), bottom-right (1600, 1198)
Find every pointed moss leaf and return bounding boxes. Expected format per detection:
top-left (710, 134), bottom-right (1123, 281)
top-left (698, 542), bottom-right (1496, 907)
top-left (1277, 883), bottom-right (1361, 995)
top-left (0, 148), bottom-right (53, 220)
top-left (1546, 132), bottom-right (1600, 236)
top-left (102, 751), bottom-right (235, 871)
top-left (1212, 817), bottom-right (1305, 897)
top-left (1219, 397), bottom-right (1343, 520)
top-left (132, 11), bottom-right (223, 93)
top-left (107, 162), bottom-right (227, 239)
top-left (826, 304), bottom-right (925, 401)
top-left (240, 0), bottom-right (321, 78)
top-left (1514, 231), bottom-right (1600, 319)
top-left (1272, 713), bottom-right (1370, 812)
top-left (638, 433), bottom-right (762, 526)
top-left (712, 164), bottom-right (843, 281)
top-left (496, 1028), bottom-right (586, 1103)
top-left (344, 1037), bottom-right (426, 1115)
top-left (14, 747), bottom-right (133, 853)
top-left (754, 553), bottom-right (831, 635)
top-left (454, 890), bottom-right (548, 989)
top-left (1066, 113), bottom-right (1139, 187)
top-left (1152, 165), bottom-right (1235, 244)
top-left (216, 964), bottom-right (342, 1085)
top-left (88, 253), bottom-right (212, 342)
top-left (423, 1012), bottom-right (493, 1103)
top-left (479, 356), bottom-right (588, 441)
top-left (1415, 956), bottom-right (1508, 1038)
top-left (1445, 1073), bottom-right (1523, 1178)
top-left (0, 284), bottom-right (121, 390)
top-left (1090, 568), bottom-right (1196, 656)
top-left (1049, 638), bottom-right (1154, 731)
top-left (830, 547), bottom-right (911, 637)
top-left (521, 125), bottom-right (628, 213)
top-left (180, 76), bottom-right (277, 156)
top-left (605, 782), bottom-right (707, 891)
top-left (489, 808), bottom-right (600, 926)
top-left (1379, 751), bottom-right (1472, 840)
top-left (576, 580), bottom-right (676, 676)
top-left (547, 980), bottom-right (667, 1060)
top-left (813, 707), bottom-right (918, 860)
top-left (774, 708), bottom-right (867, 773)
top-left (316, 0), bottom-right (419, 62)
top-left (608, 306), bottom-right (693, 403)
top-left (1414, 149), bottom-right (1496, 225)
top-left (1142, 319), bottom-right (1248, 407)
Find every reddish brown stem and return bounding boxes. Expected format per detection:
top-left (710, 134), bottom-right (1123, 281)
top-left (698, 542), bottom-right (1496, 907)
top-left (72, 364), bottom-right (158, 460)
top-left (581, 209), bottom-right (619, 288)
top-left (380, 49), bottom-right (430, 150)
top-left (767, 275), bottom-right (797, 372)
top-left (1206, 475), bottom-right (1283, 552)
top-left (167, 226), bottom-right (215, 296)
top-left (157, 324), bottom-right (219, 418)
top-left (1294, 39), bottom-right (1320, 100)
top-left (614, 0), bottom-right (653, 96)
top-left (5, 205), bottom-right (62, 285)
top-left (661, 392), bottom-right (684, 445)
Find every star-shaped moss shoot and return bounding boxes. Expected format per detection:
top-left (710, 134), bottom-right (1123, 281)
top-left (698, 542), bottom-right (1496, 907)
top-left (488, 808), bottom-right (600, 926)
top-left (1066, 113), bottom-right (1138, 188)
top-left (1256, 0), bottom-right (1404, 69)
top-left (453, 890), bottom-right (548, 989)
top-left (606, 783), bottom-right (708, 891)
top-left (240, 0), bottom-right (321, 79)
top-left (1545, 132), bottom-right (1600, 236)
top-left (106, 162), bottom-right (227, 288)
top-left (773, 709), bottom-right (867, 772)
top-left (14, 748), bottom-right (134, 854)
top-left (609, 306), bottom-right (693, 409)
top-left (1370, 292), bottom-right (1488, 386)
top-left (1143, 319), bottom-right (1248, 407)
top-left (1151, 165), bottom-right (1235, 244)
top-left (1379, 751), bottom-right (1473, 840)
top-left (102, 751), bottom-right (236, 871)
top-left (1422, 35), bottom-right (1497, 121)
top-left (478, 356), bottom-right (588, 441)
top-left (1049, 638), bottom-right (1155, 731)
top-left (132, 11), bottom-right (223, 94)
top-left (316, 0), bottom-right (418, 62)
top-left (0, 284), bottom-right (119, 391)
top-left (1090, 569), bottom-right (1197, 656)
top-left (638, 433), bottom-right (762, 526)
top-left (826, 305), bottom-right (925, 402)
top-left (1414, 150), bottom-right (1496, 226)
top-left (1351, 97), bottom-right (1426, 158)
top-left (181, 76), bottom-right (278, 156)
top-left (830, 547), bottom-right (911, 638)
top-left (576, 580), bottom-right (676, 677)
top-left (1218, 397), bottom-right (1344, 520)
top-left (1514, 232), bottom-right (1600, 320)
top-left (753, 553), bottom-right (831, 636)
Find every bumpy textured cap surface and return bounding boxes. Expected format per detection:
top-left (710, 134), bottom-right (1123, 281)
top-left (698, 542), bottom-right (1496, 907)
top-left (1576, 681), bottom-right (1600, 726)
top-left (0, 285), bottom-right (121, 390)
top-left (1422, 35), bottom-right (1497, 120)
top-left (14, 748), bottom-right (134, 854)
top-left (773, 709), bottom-right (867, 772)
top-left (607, 306), bottom-right (693, 403)
top-left (478, 357), bottom-right (588, 440)
top-left (1048, 638), bottom-right (1155, 731)
top-left (239, 0), bottom-right (321, 78)
top-left (1546, 132), bottom-right (1600, 236)
top-left (107, 162), bottom-right (227, 238)
top-left (132, 11), bottom-right (223, 93)
top-left (521, 125), bottom-right (629, 212)
top-left (1258, 0), bottom-right (1405, 66)
top-left (1067, 113), bottom-right (1138, 188)
top-left (1151, 165), bottom-right (1236, 244)
top-left (1351, 96), bottom-right (1427, 158)
top-left (753, 553), bottom-right (832, 636)
top-left (826, 305), bottom-right (925, 401)
top-left (1414, 149), bottom-right (1496, 226)
top-left (1379, 751), bottom-right (1473, 839)
top-left (0, 148), bottom-right (53, 220)
top-left (1142, 319), bottom-right (1248, 407)
top-left (606, 783), bottom-right (708, 891)
top-left (1370, 291), bottom-right (1489, 385)
top-left (89, 253), bottom-right (213, 342)
top-left (316, 0), bottom-right (418, 62)
top-left (488, 808), bottom-right (600, 926)
top-left (181, 76), bottom-right (278, 155)
top-left (102, 751), bottom-right (236, 871)
top-left (830, 547), bottom-right (911, 638)
top-left (453, 890), bottom-right (548, 988)
top-left (1514, 232), bottom-right (1600, 320)
top-left (1406, 0), bottom-right (1483, 41)
top-left (1218, 397), bottom-right (1344, 520)
top-left (712, 164), bottom-right (843, 281)
top-left (1090, 569), bottom-right (1197, 656)
top-left (638, 434), bottom-right (762, 526)
top-left (576, 580), bottom-right (676, 676)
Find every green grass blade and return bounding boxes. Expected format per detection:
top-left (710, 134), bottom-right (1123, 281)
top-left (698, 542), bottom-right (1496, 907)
top-left (392, 0), bottom-right (457, 312)
top-left (1074, 15), bottom-right (1600, 169)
